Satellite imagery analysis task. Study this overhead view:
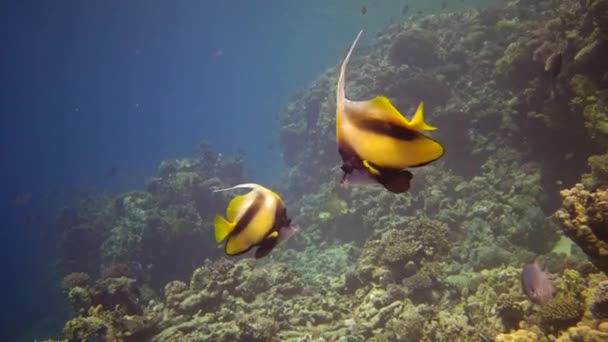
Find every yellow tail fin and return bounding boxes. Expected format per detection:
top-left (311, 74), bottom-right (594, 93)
top-left (410, 102), bottom-right (437, 131)
top-left (214, 215), bottom-right (234, 243)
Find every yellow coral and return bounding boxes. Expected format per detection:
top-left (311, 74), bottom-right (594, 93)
top-left (555, 184), bottom-right (608, 272)
top-left (495, 329), bottom-right (540, 342)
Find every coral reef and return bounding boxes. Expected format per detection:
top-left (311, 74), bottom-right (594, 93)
top-left (38, 0), bottom-right (608, 341)
top-left (55, 145), bottom-right (245, 289)
top-left (555, 184), bottom-right (608, 272)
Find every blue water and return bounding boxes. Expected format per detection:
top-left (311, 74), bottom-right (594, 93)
top-left (0, 0), bottom-right (497, 339)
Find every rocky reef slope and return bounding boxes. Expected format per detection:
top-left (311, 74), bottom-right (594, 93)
top-left (39, 0), bottom-right (608, 341)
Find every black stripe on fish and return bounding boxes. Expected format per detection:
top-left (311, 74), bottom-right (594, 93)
top-left (355, 118), bottom-right (420, 141)
top-left (231, 193), bottom-right (265, 237)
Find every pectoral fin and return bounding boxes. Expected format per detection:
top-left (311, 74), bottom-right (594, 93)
top-left (213, 183), bottom-right (263, 193)
top-left (363, 160), bottom-right (381, 175)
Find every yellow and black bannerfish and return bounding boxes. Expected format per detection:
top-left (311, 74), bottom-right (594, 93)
top-left (213, 183), bottom-right (293, 259)
top-left (336, 31), bottom-right (444, 193)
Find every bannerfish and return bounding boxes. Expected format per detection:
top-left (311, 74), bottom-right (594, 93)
top-left (213, 183), bottom-right (296, 258)
top-left (14, 192), bottom-right (32, 205)
top-left (521, 262), bottom-right (555, 305)
top-left (335, 31), bottom-right (445, 193)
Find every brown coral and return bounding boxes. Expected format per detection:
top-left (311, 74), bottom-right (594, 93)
top-left (539, 295), bottom-right (585, 333)
top-left (592, 280), bottom-right (608, 319)
top-left (388, 28), bottom-right (440, 68)
top-left (554, 184), bottom-right (608, 272)
top-left (61, 272), bottom-right (91, 292)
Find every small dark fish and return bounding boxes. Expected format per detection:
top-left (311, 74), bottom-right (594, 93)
top-left (104, 165), bottom-right (119, 178)
top-left (441, 1), bottom-right (447, 10)
top-left (544, 52), bottom-right (563, 77)
top-left (401, 5), bottom-right (409, 15)
top-left (14, 192), bottom-right (32, 205)
top-left (360, 4), bottom-right (367, 15)
top-left (417, 9), bottom-right (423, 15)
top-left (521, 262), bottom-right (555, 305)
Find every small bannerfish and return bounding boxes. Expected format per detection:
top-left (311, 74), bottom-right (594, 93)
top-left (213, 183), bottom-right (296, 258)
top-left (521, 262), bottom-right (555, 305)
top-left (335, 31), bottom-right (444, 193)
top-left (14, 192), bottom-right (32, 205)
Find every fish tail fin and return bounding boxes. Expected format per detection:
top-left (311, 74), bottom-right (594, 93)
top-left (212, 183), bottom-right (263, 193)
top-left (410, 102), bottom-right (437, 131)
top-left (337, 30), bottom-right (363, 103)
top-left (213, 214), bottom-right (234, 243)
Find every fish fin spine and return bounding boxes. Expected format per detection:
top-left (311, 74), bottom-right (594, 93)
top-left (410, 102), bottom-right (437, 131)
top-left (337, 30), bottom-right (363, 105)
top-left (213, 183), bottom-right (262, 193)
top-left (214, 214), bottom-right (234, 243)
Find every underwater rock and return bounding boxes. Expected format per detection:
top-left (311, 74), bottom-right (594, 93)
top-left (68, 286), bottom-right (93, 316)
top-left (592, 280), bottom-right (608, 319)
top-left (163, 280), bottom-right (189, 311)
top-left (55, 145), bottom-right (245, 292)
top-left (237, 316), bottom-right (280, 342)
top-left (92, 276), bottom-right (143, 315)
top-left (388, 28), bottom-right (440, 68)
top-left (495, 293), bottom-right (525, 331)
top-left (555, 184), bottom-right (608, 273)
top-left (61, 272), bottom-right (92, 292)
top-left (471, 245), bottom-right (513, 271)
top-left (63, 315), bottom-right (110, 342)
top-left (584, 152), bottom-right (608, 188)
top-left (371, 313), bottom-right (425, 342)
